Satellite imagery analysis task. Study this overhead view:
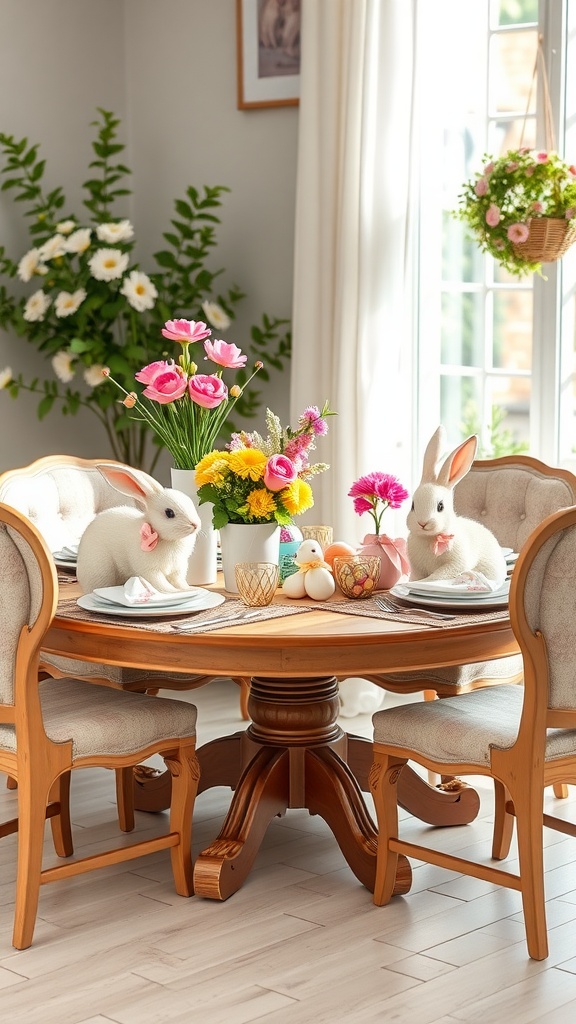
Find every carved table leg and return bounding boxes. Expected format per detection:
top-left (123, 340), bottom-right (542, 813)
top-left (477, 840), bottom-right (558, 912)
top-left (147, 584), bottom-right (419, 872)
top-left (193, 676), bottom-right (412, 901)
top-left (133, 731), bottom-right (249, 812)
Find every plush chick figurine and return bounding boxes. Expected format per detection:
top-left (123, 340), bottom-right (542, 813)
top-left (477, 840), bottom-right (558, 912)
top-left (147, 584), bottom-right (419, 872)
top-left (282, 539), bottom-right (336, 600)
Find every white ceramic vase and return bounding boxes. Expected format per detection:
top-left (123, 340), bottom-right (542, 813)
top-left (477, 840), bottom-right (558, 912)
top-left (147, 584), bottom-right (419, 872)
top-left (170, 468), bottom-right (218, 586)
top-left (219, 522), bottom-right (281, 593)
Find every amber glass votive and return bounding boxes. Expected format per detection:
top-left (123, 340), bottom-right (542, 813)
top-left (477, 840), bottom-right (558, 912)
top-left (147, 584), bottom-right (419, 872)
top-left (234, 562), bottom-right (279, 607)
top-left (333, 556), bottom-right (381, 599)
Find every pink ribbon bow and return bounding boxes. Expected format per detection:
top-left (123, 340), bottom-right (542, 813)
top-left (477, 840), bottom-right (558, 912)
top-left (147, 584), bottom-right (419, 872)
top-left (433, 533), bottom-right (455, 556)
top-left (140, 522), bottom-right (159, 552)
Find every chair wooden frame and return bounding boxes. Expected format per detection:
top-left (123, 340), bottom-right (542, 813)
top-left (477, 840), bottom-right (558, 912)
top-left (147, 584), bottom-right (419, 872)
top-left (0, 503), bottom-right (199, 949)
top-left (370, 504), bottom-right (576, 960)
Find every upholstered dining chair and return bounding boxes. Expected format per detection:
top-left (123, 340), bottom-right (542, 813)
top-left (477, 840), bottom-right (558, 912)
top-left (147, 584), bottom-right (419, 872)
top-left (0, 501), bottom-right (199, 950)
top-left (370, 503), bottom-right (576, 961)
top-left (369, 454), bottom-right (576, 697)
top-left (0, 455), bottom-right (250, 749)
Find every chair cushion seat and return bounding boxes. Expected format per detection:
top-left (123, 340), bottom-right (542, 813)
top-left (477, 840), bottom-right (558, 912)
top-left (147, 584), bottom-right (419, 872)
top-left (373, 685), bottom-right (576, 766)
top-left (0, 679), bottom-right (197, 759)
top-left (381, 654), bottom-right (523, 691)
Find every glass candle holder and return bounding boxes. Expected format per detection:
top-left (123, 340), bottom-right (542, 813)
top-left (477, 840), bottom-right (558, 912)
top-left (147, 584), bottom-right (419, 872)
top-left (333, 556), bottom-right (381, 599)
top-left (234, 561), bottom-right (279, 607)
top-left (301, 525), bottom-right (334, 551)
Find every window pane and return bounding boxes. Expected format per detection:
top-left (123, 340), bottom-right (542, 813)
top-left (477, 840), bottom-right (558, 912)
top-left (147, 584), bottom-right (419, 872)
top-left (489, 30), bottom-right (538, 115)
top-left (489, 116), bottom-right (536, 153)
top-left (441, 374), bottom-right (482, 444)
top-left (443, 215), bottom-right (485, 283)
top-left (492, 0), bottom-right (538, 28)
top-left (488, 374), bottom-right (531, 449)
top-left (492, 290), bottom-right (533, 368)
top-left (441, 292), bottom-right (484, 366)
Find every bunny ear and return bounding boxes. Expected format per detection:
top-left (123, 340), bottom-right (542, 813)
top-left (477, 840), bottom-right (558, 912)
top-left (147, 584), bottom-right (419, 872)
top-left (97, 464), bottom-right (163, 505)
top-left (419, 426), bottom-right (446, 483)
top-left (437, 435), bottom-right (478, 489)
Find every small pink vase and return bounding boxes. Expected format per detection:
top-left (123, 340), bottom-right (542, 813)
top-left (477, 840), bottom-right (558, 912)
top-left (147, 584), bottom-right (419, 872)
top-left (357, 534), bottom-right (410, 591)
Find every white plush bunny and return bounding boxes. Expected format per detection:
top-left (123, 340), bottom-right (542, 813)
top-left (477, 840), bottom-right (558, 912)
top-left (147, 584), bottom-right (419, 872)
top-left (406, 426), bottom-right (506, 584)
top-left (76, 464), bottom-right (200, 594)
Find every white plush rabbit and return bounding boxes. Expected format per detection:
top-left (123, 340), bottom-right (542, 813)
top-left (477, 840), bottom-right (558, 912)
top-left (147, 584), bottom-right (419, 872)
top-left (76, 464), bottom-right (200, 593)
top-left (406, 426), bottom-right (506, 584)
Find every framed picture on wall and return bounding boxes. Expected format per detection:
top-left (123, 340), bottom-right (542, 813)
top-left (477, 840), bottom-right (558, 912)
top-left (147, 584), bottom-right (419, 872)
top-left (236, 0), bottom-right (301, 109)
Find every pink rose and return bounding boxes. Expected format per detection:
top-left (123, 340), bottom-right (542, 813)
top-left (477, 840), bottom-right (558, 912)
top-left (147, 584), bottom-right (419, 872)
top-left (536, 151), bottom-right (549, 163)
top-left (486, 203), bottom-right (501, 227)
top-left (264, 454), bottom-right (298, 492)
top-left (505, 161), bottom-right (518, 172)
top-left (188, 374), bottom-right (228, 408)
top-left (474, 177), bottom-right (488, 197)
top-left (137, 361), bottom-right (188, 404)
top-left (566, 208), bottom-right (575, 220)
top-left (161, 319), bottom-right (211, 345)
top-left (484, 161), bottom-right (495, 175)
top-left (532, 201), bottom-right (544, 213)
top-left (204, 338), bottom-right (247, 369)
top-left (507, 222), bottom-right (530, 244)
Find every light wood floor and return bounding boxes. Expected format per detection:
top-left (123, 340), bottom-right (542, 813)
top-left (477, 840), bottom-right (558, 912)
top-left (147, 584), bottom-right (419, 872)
top-left (2, 679), bottom-right (576, 1024)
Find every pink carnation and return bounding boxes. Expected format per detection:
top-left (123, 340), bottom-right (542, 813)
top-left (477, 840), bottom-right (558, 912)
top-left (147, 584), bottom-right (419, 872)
top-left (204, 338), bottom-right (247, 369)
top-left (486, 203), bottom-right (501, 227)
top-left (161, 319), bottom-right (211, 345)
top-left (507, 223), bottom-right (530, 244)
top-left (264, 454), bottom-right (298, 492)
top-left (188, 373), bottom-right (227, 409)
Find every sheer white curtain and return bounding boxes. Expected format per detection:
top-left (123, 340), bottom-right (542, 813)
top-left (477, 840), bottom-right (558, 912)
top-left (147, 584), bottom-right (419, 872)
top-left (291, 0), bottom-right (417, 544)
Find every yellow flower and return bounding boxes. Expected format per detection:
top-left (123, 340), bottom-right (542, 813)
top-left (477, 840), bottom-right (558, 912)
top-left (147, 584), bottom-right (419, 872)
top-left (195, 449), bottom-right (231, 487)
top-left (228, 448), bottom-right (267, 481)
top-left (246, 488), bottom-right (277, 519)
top-left (283, 478), bottom-right (314, 516)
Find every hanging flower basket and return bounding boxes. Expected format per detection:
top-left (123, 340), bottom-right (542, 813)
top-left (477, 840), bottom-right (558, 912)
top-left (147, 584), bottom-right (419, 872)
top-left (510, 215), bottom-right (576, 264)
top-left (455, 148), bottom-right (576, 277)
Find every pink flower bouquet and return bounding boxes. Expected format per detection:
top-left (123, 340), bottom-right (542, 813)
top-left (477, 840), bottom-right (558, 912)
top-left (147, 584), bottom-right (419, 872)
top-left (103, 318), bottom-right (262, 467)
top-left (348, 471), bottom-right (410, 590)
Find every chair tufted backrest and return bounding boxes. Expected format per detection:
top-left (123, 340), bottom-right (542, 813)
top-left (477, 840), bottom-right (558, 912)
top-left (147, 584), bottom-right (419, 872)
top-left (453, 456), bottom-right (576, 553)
top-left (0, 505), bottom-right (53, 705)
top-left (0, 457), bottom-right (138, 553)
top-left (514, 509), bottom-right (576, 711)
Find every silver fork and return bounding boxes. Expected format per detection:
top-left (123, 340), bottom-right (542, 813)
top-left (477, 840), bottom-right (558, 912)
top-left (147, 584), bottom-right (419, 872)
top-left (374, 595), bottom-right (456, 621)
top-left (170, 607), bottom-right (260, 632)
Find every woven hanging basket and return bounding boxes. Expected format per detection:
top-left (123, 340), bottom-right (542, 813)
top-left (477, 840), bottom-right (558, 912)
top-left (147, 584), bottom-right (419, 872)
top-left (511, 217), bottom-right (576, 264)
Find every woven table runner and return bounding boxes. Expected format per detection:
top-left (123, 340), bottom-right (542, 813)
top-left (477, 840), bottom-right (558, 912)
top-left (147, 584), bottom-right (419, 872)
top-left (56, 591), bottom-right (509, 633)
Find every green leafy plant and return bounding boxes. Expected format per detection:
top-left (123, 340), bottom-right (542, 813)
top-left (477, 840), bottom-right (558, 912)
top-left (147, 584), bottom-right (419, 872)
top-left (460, 403), bottom-right (529, 457)
top-left (455, 147), bottom-right (576, 277)
top-left (0, 109), bottom-right (290, 472)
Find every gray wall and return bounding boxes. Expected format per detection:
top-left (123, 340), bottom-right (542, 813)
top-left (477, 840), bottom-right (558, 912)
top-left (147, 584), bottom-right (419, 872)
top-left (0, 0), bottom-right (298, 481)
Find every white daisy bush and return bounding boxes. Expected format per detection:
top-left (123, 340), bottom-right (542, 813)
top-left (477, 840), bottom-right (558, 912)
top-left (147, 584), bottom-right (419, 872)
top-left (455, 147), bottom-right (576, 277)
top-left (0, 109), bottom-right (291, 471)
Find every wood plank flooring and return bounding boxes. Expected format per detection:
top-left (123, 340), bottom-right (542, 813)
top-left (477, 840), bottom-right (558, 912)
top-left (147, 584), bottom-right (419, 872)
top-left (1, 679), bottom-right (576, 1023)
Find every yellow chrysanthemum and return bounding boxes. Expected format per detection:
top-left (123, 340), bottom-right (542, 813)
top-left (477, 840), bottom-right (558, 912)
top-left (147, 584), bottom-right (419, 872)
top-left (228, 448), bottom-right (267, 481)
top-left (283, 478), bottom-right (314, 516)
top-left (246, 487), bottom-right (277, 519)
top-left (194, 449), bottom-right (231, 487)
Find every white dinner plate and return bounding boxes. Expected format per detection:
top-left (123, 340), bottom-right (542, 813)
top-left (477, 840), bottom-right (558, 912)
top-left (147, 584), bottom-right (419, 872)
top-left (390, 583), bottom-right (509, 612)
top-left (92, 584), bottom-right (206, 609)
top-left (54, 558), bottom-right (77, 571)
top-left (405, 578), bottom-right (510, 602)
top-left (77, 591), bottom-right (225, 618)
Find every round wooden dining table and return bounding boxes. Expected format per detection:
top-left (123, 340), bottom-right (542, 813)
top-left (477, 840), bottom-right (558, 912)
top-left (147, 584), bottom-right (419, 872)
top-left (43, 587), bottom-right (519, 901)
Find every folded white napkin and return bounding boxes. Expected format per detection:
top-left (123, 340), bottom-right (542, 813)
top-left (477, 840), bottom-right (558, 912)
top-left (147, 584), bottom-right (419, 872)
top-left (93, 576), bottom-right (196, 608)
top-left (409, 571), bottom-right (508, 596)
